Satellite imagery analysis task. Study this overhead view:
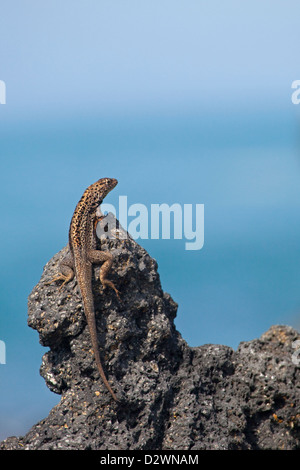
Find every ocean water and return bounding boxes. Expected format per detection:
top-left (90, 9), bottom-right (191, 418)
top-left (0, 108), bottom-right (300, 439)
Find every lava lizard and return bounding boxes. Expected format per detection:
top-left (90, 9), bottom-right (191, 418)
top-left (48, 178), bottom-right (120, 401)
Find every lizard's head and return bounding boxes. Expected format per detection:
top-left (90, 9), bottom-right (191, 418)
top-left (89, 177), bottom-right (118, 207)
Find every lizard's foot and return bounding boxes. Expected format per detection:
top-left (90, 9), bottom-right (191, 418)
top-left (101, 279), bottom-right (121, 302)
top-left (87, 249), bottom-right (121, 301)
top-left (45, 273), bottom-right (63, 286)
top-left (45, 255), bottom-right (75, 291)
top-left (45, 272), bottom-right (74, 292)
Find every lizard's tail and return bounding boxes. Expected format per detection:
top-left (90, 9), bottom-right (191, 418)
top-left (86, 313), bottom-right (118, 402)
top-left (76, 266), bottom-right (118, 402)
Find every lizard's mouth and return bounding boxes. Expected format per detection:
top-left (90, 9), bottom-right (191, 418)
top-left (109, 178), bottom-right (118, 188)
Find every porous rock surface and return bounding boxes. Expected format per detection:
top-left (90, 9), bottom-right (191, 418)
top-left (1, 220), bottom-right (299, 450)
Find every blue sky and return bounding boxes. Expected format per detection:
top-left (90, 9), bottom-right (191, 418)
top-left (0, 1), bottom-right (299, 118)
top-left (1, 1), bottom-right (300, 440)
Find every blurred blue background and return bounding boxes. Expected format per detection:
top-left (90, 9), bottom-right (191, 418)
top-left (1, 1), bottom-right (300, 440)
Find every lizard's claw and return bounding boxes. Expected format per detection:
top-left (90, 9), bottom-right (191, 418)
top-left (101, 281), bottom-right (122, 303)
top-left (45, 273), bottom-right (71, 292)
top-left (45, 275), bottom-right (61, 286)
top-left (114, 288), bottom-right (122, 303)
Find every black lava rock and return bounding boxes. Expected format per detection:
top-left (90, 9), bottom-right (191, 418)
top-left (1, 224), bottom-right (299, 450)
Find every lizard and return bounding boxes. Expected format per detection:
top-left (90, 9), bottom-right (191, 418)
top-left (47, 178), bottom-right (120, 402)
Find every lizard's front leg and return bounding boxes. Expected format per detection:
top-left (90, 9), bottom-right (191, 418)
top-left (88, 249), bottom-right (120, 300)
top-left (46, 252), bottom-right (75, 291)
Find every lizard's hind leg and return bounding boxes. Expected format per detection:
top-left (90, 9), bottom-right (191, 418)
top-left (46, 252), bottom-right (75, 291)
top-left (88, 249), bottom-right (121, 300)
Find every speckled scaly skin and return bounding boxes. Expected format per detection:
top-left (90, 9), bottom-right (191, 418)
top-left (49, 178), bottom-right (120, 401)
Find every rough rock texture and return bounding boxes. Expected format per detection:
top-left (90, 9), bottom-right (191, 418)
top-left (1, 220), bottom-right (300, 450)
